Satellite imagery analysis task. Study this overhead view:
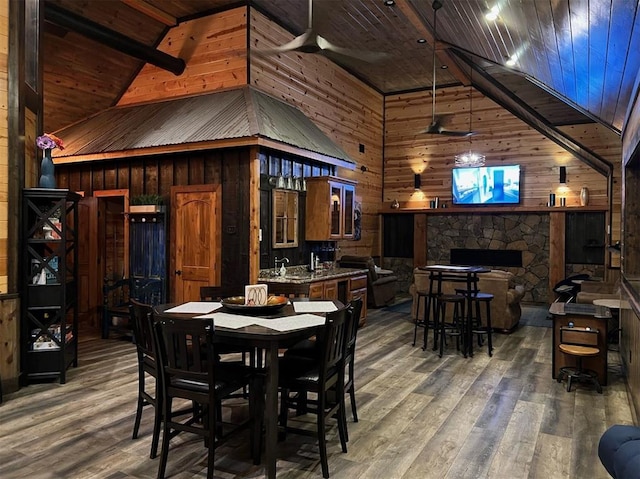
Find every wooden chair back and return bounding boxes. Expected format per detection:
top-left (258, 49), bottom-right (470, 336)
top-left (266, 282), bottom-right (310, 298)
top-left (200, 285), bottom-right (239, 301)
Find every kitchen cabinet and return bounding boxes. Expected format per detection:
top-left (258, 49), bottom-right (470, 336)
top-left (21, 188), bottom-right (80, 384)
top-left (348, 274), bottom-right (368, 324)
top-left (305, 176), bottom-right (357, 240)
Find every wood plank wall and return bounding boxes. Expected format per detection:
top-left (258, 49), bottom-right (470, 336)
top-left (55, 148), bottom-right (253, 297)
top-left (119, 7), bottom-right (249, 105)
top-left (0, 0), bottom-right (7, 292)
top-left (384, 87), bottom-right (616, 210)
top-left (558, 123), bottom-right (623, 267)
top-left (118, 6), bottom-right (384, 260)
top-left (249, 9), bottom-right (384, 258)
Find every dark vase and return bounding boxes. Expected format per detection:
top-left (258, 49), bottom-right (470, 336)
top-left (38, 148), bottom-right (56, 188)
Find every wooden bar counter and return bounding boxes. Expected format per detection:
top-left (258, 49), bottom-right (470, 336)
top-left (549, 302), bottom-right (612, 385)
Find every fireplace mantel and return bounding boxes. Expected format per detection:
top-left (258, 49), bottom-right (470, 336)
top-left (381, 205), bottom-right (608, 214)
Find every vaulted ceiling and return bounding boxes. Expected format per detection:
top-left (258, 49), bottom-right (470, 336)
top-left (43, 0), bottom-right (639, 138)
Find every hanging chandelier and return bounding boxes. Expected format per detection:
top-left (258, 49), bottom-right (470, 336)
top-left (454, 151), bottom-right (485, 167)
top-left (454, 66), bottom-right (485, 168)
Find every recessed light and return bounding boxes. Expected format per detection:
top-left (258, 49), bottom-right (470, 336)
top-left (383, 0), bottom-right (395, 6)
top-left (485, 6), bottom-right (500, 21)
top-left (441, 65), bottom-right (448, 69)
top-left (417, 38), bottom-right (427, 43)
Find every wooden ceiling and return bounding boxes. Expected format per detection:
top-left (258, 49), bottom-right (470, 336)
top-left (43, 0), bottom-right (639, 136)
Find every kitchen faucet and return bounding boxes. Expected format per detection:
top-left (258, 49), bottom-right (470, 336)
top-left (274, 256), bottom-right (289, 275)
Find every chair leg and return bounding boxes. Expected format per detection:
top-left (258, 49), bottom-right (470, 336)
top-left (349, 384), bottom-right (358, 423)
top-left (485, 301), bottom-right (493, 357)
top-left (132, 395), bottom-right (144, 440)
top-left (207, 404), bottom-right (216, 479)
top-left (317, 400), bottom-right (330, 479)
top-left (157, 398), bottom-right (172, 479)
top-left (151, 391), bottom-right (162, 459)
top-left (249, 373), bottom-right (265, 465)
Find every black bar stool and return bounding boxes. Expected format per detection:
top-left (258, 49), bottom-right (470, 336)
top-left (436, 293), bottom-right (466, 358)
top-left (456, 289), bottom-right (494, 357)
top-left (413, 289), bottom-right (439, 350)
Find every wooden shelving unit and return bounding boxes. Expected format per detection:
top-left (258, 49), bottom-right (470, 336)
top-left (21, 188), bottom-right (80, 384)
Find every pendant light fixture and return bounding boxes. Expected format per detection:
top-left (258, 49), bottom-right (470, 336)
top-left (454, 66), bottom-right (485, 167)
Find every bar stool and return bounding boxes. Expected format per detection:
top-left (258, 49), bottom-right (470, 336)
top-left (557, 327), bottom-right (602, 393)
top-left (413, 290), bottom-right (439, 351)
top-left (456, 289), bottom-right (494, 357)
top-left (436, 294), bottom-right (466, 358)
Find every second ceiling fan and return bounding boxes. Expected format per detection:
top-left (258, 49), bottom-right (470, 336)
top-left (256, 0), bottom-right (388, 63)
top-left (421, 0), bottom-right (474, 137)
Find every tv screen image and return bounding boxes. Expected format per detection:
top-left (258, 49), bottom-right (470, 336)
top-left (452, 164), bottom-right (521, 205)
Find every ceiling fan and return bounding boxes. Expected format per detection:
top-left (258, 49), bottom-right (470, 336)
top-left (255, 0), bottom-right (388, 63)
top-left (420, 0), bottom-right (475, 137)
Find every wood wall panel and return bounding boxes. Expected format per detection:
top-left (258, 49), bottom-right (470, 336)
top-left (0, 0), bottom-right (7, 293)
top-left (384, 87), bottom-right (613, 211)
top-left (250, 9), bottom-right (384, 258)
top-left (558, 123), bottom-right (623, 267)
top-left (0, 296), bottom-right (18, 392)
top-left (119, 8), bottom-right (249, 106)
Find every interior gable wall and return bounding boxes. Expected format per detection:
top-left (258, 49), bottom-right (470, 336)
top-left (384, 86), bottom-right (614, 209)
top-left (249, 8), bottom-right (384, 258)
top-left (119, 7), bottom-right (249, 105)
top-left (118, 6), bottom-right (384, 260)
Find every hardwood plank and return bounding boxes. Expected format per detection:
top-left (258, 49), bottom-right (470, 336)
top-left (0, 305), bottom-right (629, 479)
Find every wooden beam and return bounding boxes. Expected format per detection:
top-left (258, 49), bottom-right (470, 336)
top-left (44, 2), bottom-right (185, 75)
top-left (121, 0), bottom-right (176, 26)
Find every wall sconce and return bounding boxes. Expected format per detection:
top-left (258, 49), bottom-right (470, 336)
top-left (414, 173), bottom-right (421, 190)
top-left (559, 166), bottom-right (566, 184)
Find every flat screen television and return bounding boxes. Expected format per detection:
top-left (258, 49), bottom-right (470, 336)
top-left (452, 164), bottom-right (521, 205)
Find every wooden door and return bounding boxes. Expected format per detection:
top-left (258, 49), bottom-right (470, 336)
top-left (90, 190), bottom-right (129, 332)
top-left (171, 185), bottom-right (221, 303)
top-left (77, 197), bottom-right (98, 330)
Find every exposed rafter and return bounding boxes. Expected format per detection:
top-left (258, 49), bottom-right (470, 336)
top-left (451, 51), bottom-right (613, 177)
top-left (121, 0), bottom-right (176, 26)
top-left (44, 2), bottom-right (185, 76)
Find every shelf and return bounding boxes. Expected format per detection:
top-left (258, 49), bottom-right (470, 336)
top-left (21, 188), bottom-right (79, 384)
top-left (381, 204), bottom-right (610, 214)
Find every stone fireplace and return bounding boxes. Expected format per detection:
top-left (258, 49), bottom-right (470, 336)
top-left (427, 213), bottom-right (550, 303)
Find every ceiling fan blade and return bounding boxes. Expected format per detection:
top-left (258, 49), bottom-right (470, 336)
top-left (318, 35), bottom-right (389, 63)
top-left (440, 129), bottom-right (476, 137)
top-left (255, 30), bottom-right (317, 56)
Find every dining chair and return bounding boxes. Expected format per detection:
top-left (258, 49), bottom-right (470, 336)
top-left (129, 298), bottom-right (162, 459)
top-left (154, 316), bottom-right (263, 479)
top-left (343, 298), bottom-right (363, 426)
top-left (200, 284), bottom-right (254, 389)
top-left (278, 306), bottom-right (350, 478)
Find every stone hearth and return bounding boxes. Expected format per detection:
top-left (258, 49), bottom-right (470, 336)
top-left (427, 214), bottom-right (549, 302)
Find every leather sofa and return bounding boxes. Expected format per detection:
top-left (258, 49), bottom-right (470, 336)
top-left (576, 273), bottom-right (621, 304)
top-left (599, 424), bottom-right (640, 479)
top-left (337, 255), bottom-right (398, 308)
top-left (409, 268), bottom-right (525, 332)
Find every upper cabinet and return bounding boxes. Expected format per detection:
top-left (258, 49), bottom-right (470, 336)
top-left (306, 176), bottom-right (357, 241)
top-left (273, 189), bottom-right (299, 248)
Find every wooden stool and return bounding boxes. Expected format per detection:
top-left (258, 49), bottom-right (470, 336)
top-left (557, 327), bottom-right (602, 393)
top-left (414, 290), bottom-right (439, 351)
top-left (456, 289), bottom-right (494, 357)
top-left (436, 294), bottom-right (466, 358)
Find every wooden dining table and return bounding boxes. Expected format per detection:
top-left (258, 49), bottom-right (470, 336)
top-left (153, 299), bottom-right (343, 479)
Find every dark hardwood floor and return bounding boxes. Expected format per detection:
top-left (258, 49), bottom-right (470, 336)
top-left (0, 303), bottom-right (632, 478)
